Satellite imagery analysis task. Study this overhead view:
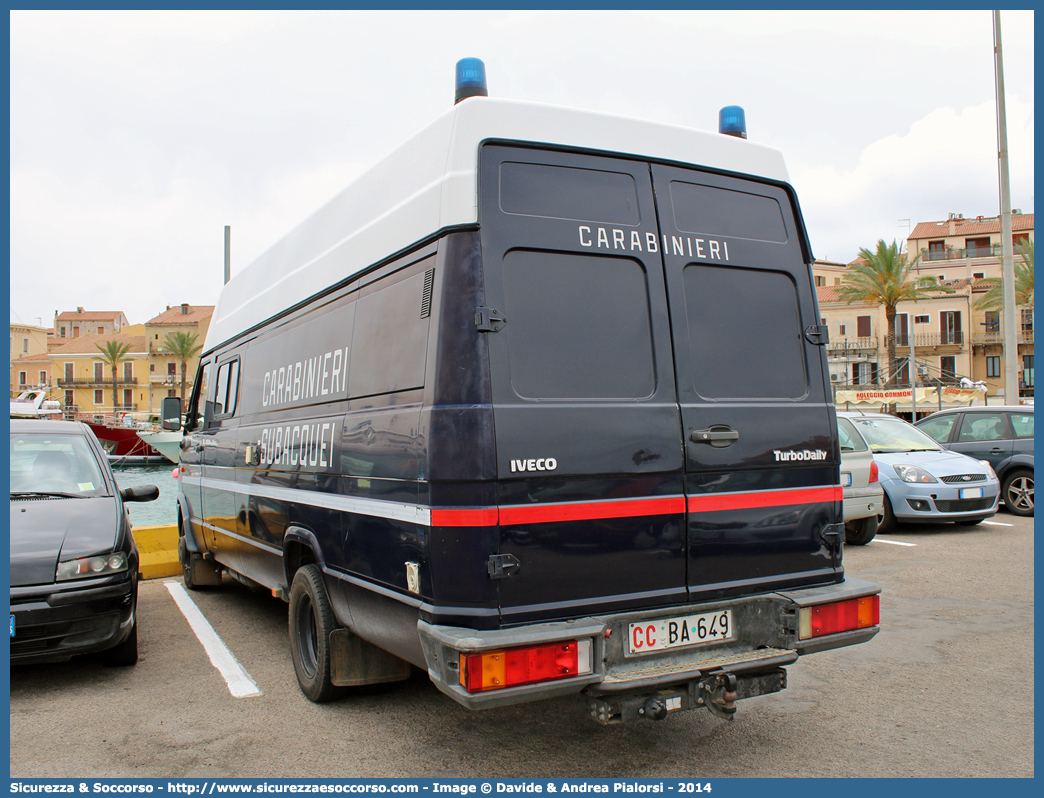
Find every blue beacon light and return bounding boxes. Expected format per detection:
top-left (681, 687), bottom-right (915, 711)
top-left (719, 105), bottom-right (747, 139)
top-left (455, 58), bottom-right (488, 104)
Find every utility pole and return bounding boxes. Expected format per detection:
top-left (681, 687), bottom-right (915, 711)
top-left (224, 225), bottom-right (231, 285)
top-left (994, 10), bottom-right (1020, 403)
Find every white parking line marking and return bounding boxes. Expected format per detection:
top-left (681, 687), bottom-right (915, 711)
top-left (164, 581), bottom-right (262, 698)
top-left (869, 538), bottom-right (917, 547)
top-left (981, 521), bottom-right (1013, 526)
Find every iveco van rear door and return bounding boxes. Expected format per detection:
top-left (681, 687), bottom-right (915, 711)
top-left (478, 145), bottom-right (685, 626)
top-left (650, 164), bottom-right (842, 600)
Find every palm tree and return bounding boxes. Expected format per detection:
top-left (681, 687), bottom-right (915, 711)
top-left (974, 239), bottom-right (1034, 311)
top-left (162, 331), bottom-right (203, 409)
top-left (836, 239), bottom-right (953, 385)
top-left (95, 340), bottom-right (134, 420)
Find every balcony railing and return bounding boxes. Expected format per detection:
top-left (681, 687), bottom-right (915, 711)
top-left (886, 332), bottom-right (965, 348)
top-left (827, 336), bottom-right (878, 353)
top-left (923, 244), bottom-right (1002, 262)
top-left (972, 330), bottom-right (1035, 345)
top-left (57, 378), bottom-right (141, 388)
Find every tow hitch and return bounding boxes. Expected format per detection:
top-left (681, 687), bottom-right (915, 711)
top-left (578, 668), bottom-right (787, 724)
top-left (697, 673), bottom-right (739, 719)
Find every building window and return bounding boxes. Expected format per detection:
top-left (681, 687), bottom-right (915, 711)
top-left (857, 315), bottom-right (871, 338)
top-left (940, 311), bottom-right (963, 345)
top-left (94, 389), bottom-right (104, 404)
top-left (59, 326), bottom-right (66, 338)
top-left (1014, 233), bottom-right (1029, 249)
top-left (97, 327), bottom-right (104, 335)
top-left (938, 275), bottom-right (946, 282)
top-left (986, 356), bottom-right (1001, 378)
top-left (915, 314), bottom-right (930, 325)
top-left (928, 240), bottom-right (946, 260)
top-left (64, 363), bottom-right (74, 383)
top-left (39, 371), bottom-right (46, 385)
top-left (94, 362), bottom-right (104, 382)
top-left (22, 338), bottom-right (28, 353)
top-left (1021, 310), bottom-right (1033, 332)
top-left (18, 371), bottom-right (27, 386)
top-left (940, 356), bottom-right (956, 380)
top-left (1023, 355), bottom-right (1034, 388)
top-left (973, 272), bottom-right (985, 279)
top-left (984, 311), bottom-right (1000, 333)
top-left (839, 324), bottom-right (846, 335)
top-left (123, 389), bottom-right (133, 409)
top-left (124, 362), bottom-right (133, 381)
top-left (64, 390), bottom-right (73, 407)
top-left (167, 389), bottom-right (177, 398)
top-left (966, 237), bottom-right (991, 257)
top-left (815, 275), bottom-right (825, 286)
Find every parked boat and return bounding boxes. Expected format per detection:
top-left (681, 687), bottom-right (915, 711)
top-left (10, 390), bottom-right (63, 419)
top-left (135, 429), bottom-right (182, 463)
top-left (86, 420), bottom-right (167, 461)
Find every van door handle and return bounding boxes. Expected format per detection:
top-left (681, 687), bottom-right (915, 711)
top-left (690, 426), bottom-right (740, 448)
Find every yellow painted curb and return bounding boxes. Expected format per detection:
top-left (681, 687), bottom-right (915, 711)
top-left (132, 523), bottom-right (181, 580)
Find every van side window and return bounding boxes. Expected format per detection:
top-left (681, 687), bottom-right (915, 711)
top-left (501, 249), bottom-right (655, 399)
top-left (187, 361), bottom-right (212, 430)
top-left (348, 269), bottom-right (430, 398)
top-left (499, 162), bottom-right (641, 225)
top-left (682, 264), bottom-right (806, 400)
top-left (213, 359), bottom-right (240, 418)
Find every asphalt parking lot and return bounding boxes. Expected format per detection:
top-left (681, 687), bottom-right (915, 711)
top-left (9, 509), bottom-right (1035, 779)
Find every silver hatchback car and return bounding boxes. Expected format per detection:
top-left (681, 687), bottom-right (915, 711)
top-left (837, 416), bottom-right (884, 545)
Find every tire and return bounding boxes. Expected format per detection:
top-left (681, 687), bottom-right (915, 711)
top-left (288, 564), bottom-right (346, 703)
top-left (845, 514), bottom-right (878, 546)
top-left (877, 493), bottom-right (896, 535)
top-left (1001, 469), bottom-right (1034, 517)
top-left (103, 618), bottom-right (138, 667)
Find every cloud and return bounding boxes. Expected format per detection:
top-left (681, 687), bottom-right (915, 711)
top-left (793, 97), bottom-right (1034, 262)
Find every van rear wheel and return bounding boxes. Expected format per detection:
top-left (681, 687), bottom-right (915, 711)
top-left (289, 564), bottom-right (346, 703)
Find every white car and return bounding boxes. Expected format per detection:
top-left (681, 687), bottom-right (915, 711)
top-left (838, 416), bottom-right (884, 545)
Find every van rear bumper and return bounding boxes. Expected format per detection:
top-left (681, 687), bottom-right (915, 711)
top-left (418, 577), bottom-right (880, 713)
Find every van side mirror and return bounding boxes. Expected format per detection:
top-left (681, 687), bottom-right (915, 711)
top-left (161, 396), bottom-right (182, 431)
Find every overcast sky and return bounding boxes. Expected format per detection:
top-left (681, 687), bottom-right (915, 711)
top-left (9, 9), bottom-right (1035, 330)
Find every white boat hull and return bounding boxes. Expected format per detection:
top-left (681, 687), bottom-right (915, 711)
top-left (136, 430), bottom-right (183, 463)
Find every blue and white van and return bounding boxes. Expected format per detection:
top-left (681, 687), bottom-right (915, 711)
top-left (171, 60), bottom-right (880, 723)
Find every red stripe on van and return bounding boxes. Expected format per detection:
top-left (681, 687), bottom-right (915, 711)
top-left (687, 486), bottom-right (842, 514)
top-left (499, 496), bottom-right (686, 525)
top-left (429, 487), bottom-right (840, 528)
top-left (430, 507), bottom-right (500, 527)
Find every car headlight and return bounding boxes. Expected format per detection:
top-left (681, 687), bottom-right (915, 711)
top-left (56, 552), bottom-right (129, 581)
top-left (892, 464), bottom-right (938, 484)
top-left (979, 460), bottom-right (998, 480)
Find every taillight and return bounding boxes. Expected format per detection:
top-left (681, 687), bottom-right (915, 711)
top-left (799, 595), bottom-right (879, 640)
top-left (459, 640), bottom-right (591, 692)
top-left (869, 460), bottom-right (879, 484)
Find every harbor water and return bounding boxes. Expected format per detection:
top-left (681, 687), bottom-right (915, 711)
top-left (111, 463), bottom-right (180, 527)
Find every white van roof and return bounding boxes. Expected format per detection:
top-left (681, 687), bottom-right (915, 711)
top-left (206, 97), bottom-right (791, 350)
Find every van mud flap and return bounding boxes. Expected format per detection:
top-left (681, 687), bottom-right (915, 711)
top-left (577, 668), bottom-right (787, 725)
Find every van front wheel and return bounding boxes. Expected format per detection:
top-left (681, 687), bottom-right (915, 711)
top-left (288, 564), bottom-right (345, 703)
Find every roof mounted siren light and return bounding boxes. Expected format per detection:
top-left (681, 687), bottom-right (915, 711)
top-left (455, 57), bottom-right (488, 104)
top-left (719, 105), bottom-right (747, 139)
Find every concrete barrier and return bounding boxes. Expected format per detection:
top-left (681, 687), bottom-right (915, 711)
top-left (132, 523), bottom-right (181, 579)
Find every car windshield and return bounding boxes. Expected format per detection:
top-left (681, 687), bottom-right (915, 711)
top-left (9, 433), bottom-right (109, 498)
top-left (849, 417), bottom-right (942, 453)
